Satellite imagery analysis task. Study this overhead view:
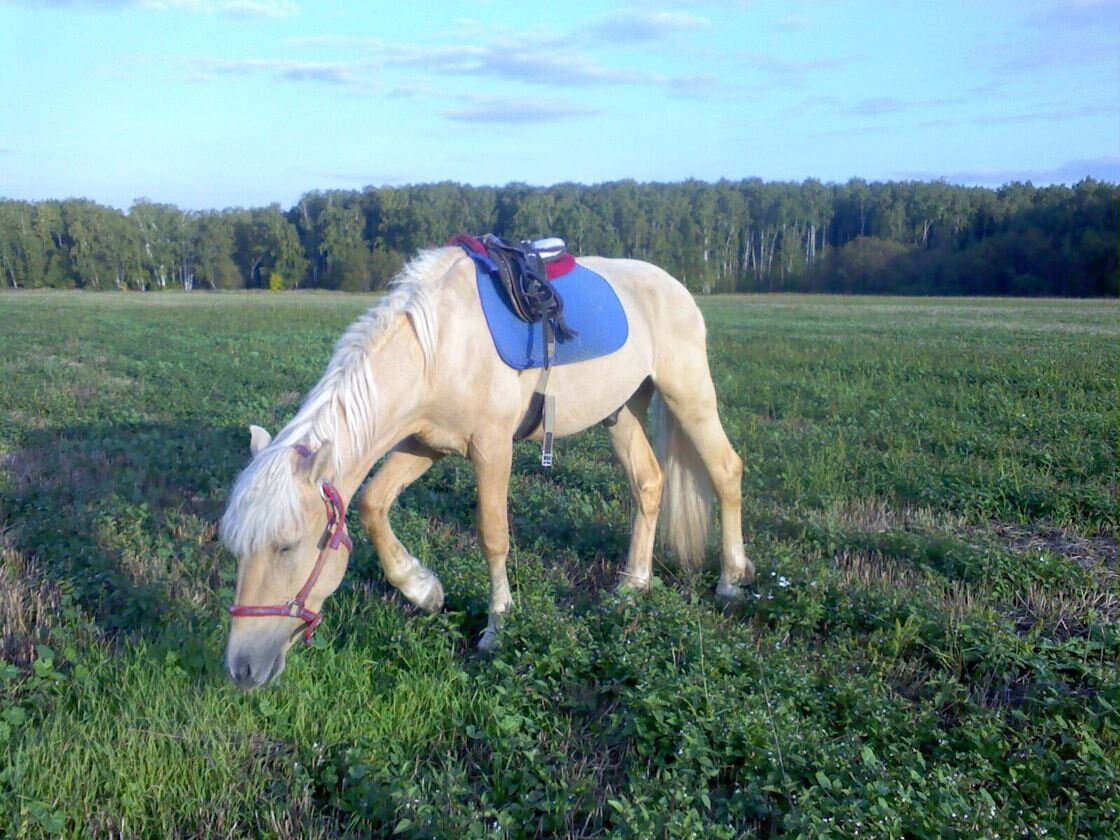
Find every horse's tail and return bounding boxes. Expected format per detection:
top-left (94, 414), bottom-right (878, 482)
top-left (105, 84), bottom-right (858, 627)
top-left (651, 392), bottom-right (713, 571)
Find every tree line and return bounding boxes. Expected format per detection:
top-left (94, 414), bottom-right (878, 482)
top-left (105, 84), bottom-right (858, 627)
top-left (1, 178), bottom-right (1115, 296)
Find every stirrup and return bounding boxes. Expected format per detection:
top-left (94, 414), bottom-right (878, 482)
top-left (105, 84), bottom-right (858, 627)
top-left (541, 395), bottom-right (556, 467)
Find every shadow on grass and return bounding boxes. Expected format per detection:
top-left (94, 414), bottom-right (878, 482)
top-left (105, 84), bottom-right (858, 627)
top-left (1, 422), bottom-right (500, 672)
top-left (2, 423), bottom-right (249, 661)
top-left (4, 421), bottom-right (798, 671)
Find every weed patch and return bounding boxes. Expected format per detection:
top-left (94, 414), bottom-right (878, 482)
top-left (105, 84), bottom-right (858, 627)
top-left (0, 292), bottom-right (1116, 836)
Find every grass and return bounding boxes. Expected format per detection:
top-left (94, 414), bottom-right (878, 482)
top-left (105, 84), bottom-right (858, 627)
top-left (0, 289), bottom-right (1117, 838)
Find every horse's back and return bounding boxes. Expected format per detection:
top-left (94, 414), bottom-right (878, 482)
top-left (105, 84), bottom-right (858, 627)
top-left (577, 256), bottom-right (707, 343)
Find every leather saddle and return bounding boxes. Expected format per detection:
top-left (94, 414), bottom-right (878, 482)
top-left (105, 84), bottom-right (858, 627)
top-left (451, 234), bottom-right (576, 349)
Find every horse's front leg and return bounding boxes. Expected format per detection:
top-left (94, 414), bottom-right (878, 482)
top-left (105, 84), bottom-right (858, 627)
top-left (359, 438), bottom-right (446, 613)
top-left (468, 436), bottom-right (513, 651)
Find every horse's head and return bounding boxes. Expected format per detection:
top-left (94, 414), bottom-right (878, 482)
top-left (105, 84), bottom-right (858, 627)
top-left (221, 425), bottom-right (352, 690)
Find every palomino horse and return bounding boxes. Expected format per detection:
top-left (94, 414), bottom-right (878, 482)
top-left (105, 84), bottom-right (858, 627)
top-left (221, 246), bottom-right (754, 689)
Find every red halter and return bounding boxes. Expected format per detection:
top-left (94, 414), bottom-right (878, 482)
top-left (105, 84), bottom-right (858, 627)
top-left (228, 446), bottom-right (353, 644)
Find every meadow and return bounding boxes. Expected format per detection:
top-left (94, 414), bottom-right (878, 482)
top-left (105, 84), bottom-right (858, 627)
top-left (0, 290), bottom-right (1117, 838)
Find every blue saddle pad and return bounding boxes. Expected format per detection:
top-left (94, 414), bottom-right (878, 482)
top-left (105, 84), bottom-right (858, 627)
top-left (474, 261), bottom-right (629, 370)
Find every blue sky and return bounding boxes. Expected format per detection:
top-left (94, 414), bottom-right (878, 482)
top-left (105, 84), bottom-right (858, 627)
top-left (1, 0), bottom-right (1117, 210)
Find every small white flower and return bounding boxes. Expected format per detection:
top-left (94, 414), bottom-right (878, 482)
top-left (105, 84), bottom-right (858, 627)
top-left (778, 576), bottom-right (791, 588)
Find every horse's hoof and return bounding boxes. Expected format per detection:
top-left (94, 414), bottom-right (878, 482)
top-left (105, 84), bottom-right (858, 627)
top-left (615, 574), bottom-right (651, 598)
top-left (401, 569), bottom-right (444, 614)
top-left (715, 580), bottom-right (743, 600)
top-left (477, 626), bottom-right (499, 652)
top-left (418, 576), bottom-right (444, 614)
top-left (731, 545), bottom-right (756, 585)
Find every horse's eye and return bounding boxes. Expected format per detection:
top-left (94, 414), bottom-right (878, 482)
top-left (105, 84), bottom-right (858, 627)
top-left (276, 542), bottom-right (297, 555)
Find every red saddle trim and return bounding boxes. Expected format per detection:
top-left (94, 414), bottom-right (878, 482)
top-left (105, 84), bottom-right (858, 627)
top-left (545, 253), bottom-right (576, 279)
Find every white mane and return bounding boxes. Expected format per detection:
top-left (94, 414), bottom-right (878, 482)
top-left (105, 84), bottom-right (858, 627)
top-left (220, 246), bottom-right (460, 558)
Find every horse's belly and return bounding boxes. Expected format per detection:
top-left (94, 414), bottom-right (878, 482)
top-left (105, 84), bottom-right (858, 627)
top-left (519, 346), bottom-right (652, 441)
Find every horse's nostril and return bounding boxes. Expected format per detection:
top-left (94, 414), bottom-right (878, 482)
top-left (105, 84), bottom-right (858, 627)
top-left (229, 655), bottom-right (257, 688)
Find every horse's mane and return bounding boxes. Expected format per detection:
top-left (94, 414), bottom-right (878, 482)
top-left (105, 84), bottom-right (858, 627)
top-left (220, 246), bottom-right (458, 558)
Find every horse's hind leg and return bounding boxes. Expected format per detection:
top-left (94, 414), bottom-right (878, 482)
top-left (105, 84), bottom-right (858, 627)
top-left (605, 388), bottom-right (662, 593)
top-left (358, 437), bottom-right (446, 613)
top-left (468, 434), bottom-right (514, 651)
top-left (655, 345), bottom-right (755, 595)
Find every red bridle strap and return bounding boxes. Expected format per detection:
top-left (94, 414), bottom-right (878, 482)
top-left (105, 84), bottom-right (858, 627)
top-left (228, 448), bottom-right (352, 644)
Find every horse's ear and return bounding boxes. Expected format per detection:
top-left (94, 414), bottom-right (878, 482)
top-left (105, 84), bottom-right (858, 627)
top-left (249, 425), bottom-right (272, 456)
top-left (305, 440), bottom-right (334, 484)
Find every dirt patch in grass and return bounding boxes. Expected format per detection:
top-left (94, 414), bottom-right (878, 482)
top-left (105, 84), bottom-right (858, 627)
top-left (0, 527), bottom-right (62, 664)
top-left (1011, 581), bottom-right (1120, 637)
top-left (834, 547), bottom-right (929, 590)
top-left (826, 496), bottom-right (966, 534)
top-left (828, 500), bottom-right (1118, 604)
top-left (983, 522), bottom-right (1118, 571)
top-left (978, 523), bottom-right (1118, 637)
top-left (833, 548), bottom-right (979, 621)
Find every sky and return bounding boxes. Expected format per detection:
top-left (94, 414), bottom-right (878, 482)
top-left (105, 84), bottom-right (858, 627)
top-left (1, 0), bottom-right (1117, 210)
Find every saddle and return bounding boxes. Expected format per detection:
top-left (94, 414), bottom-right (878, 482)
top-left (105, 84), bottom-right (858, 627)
top-left (448, 233), bottom-right (578, 466)
top-left (449, 234), bottom-right (576, 344)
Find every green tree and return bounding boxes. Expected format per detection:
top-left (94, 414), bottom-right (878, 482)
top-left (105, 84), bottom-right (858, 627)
top-left (233, 205), bottom-right (307, 289)
top-left (130, 200), bottom-right (191, 289)
top-left (63, 200), bottom-right (140, 289)
top-left (0, 201), bottom-right (51, 288)
top-left (194, 211), bottom-right (240, 290)
top-left (2, 178), bottom-right (1117, 296)
top-left (830, 236), bottom-right (912, 293)
top-left (318, 203), bottom-right (371, 291)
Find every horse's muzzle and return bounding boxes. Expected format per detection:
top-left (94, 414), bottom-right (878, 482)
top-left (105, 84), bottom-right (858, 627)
top-left (227, 646), bottom-right (286, 690)
top-left (226, 622), bottom-right (296, 689)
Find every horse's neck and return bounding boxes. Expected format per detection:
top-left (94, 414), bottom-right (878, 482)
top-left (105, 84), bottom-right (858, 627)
top-left (332, 313), bottom-right (430, 498)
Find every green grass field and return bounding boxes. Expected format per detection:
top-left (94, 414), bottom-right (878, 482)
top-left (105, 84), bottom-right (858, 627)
top-left (1, 290), bottom-right (1117, 838)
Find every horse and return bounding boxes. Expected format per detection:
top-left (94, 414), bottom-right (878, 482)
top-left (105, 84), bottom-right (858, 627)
top-left (221, 245), bottom-right (754, 689)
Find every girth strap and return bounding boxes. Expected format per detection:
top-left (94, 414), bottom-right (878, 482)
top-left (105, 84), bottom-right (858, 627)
top-left (513, 313), bottom-right (559, 465)
top-left (511, 367), bottom-right (557, 467)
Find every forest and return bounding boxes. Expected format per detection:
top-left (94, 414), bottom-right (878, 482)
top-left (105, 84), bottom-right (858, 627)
top-left (0, 177), bottom-right (1116, 296)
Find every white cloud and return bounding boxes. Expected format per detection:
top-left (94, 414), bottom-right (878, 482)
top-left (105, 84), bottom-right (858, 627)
top-left (442, 99), bottom-right (601, 125)
top-left (773, 14), bottom-right (813, 31)
top-left (193, 32), bottom-right (716, 96)
top-left (5, 0), bottom-right (299, 16)
top-left (1029, 0), bottom-right (1120, 29)
top-left (740, 53), bottom-right (851, 84)
top-left (847, 97), bottom-right (907, 116)
top-left (894, 156), bottom-right (1120, 186)
top-left (382, 44), bottom-right (663, 87)
top-left (919, 103), bottom-right (1114, 130)
top-left (189, 57), bottom-right (364, 86)
top-left (578, 10), bottom-right (712, 44)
